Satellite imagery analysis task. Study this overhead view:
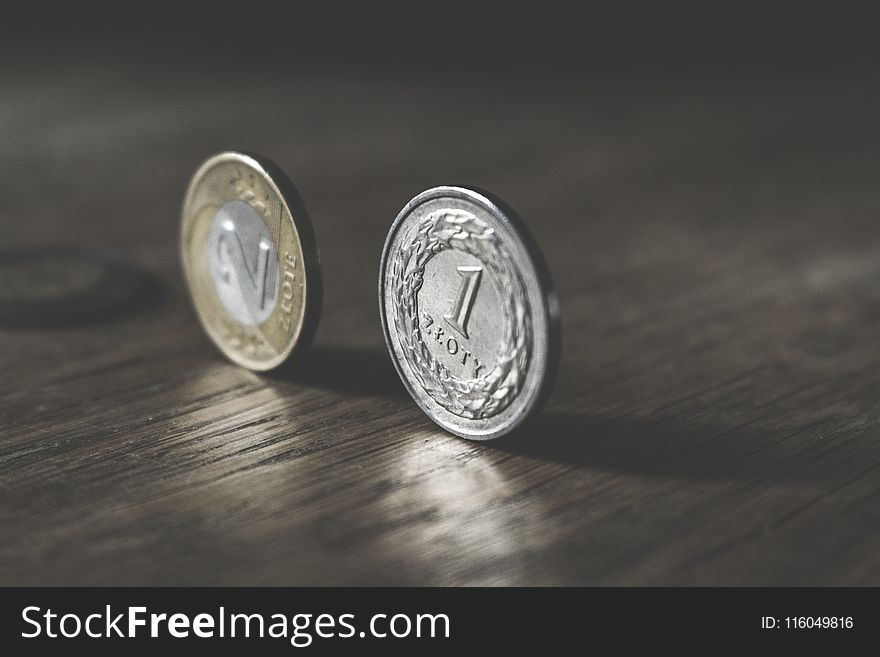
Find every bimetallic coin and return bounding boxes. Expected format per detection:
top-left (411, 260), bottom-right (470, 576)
top-left (0, 247), bottom-right (148, 328)
top-left (379, 186), bottom-right (560, 440)
top-left (180, 152), bottom-right (321, 371)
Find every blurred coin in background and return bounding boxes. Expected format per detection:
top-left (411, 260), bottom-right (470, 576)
top-left (0, 247), bottom-right (150, 328)
top-left (180, 151), bottom-right (322, 371)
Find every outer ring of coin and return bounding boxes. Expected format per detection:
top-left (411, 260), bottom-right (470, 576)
top-left (180, 151), bottom-right (322, 371)
top-left (379, 185), bottom-right (560, 440)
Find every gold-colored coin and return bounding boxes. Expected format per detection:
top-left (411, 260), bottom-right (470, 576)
top-left (180, 151), bottom-right (321, 370)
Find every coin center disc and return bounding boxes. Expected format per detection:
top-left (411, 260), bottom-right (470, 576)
top-left (207, 200), bottom-right (279, 326)
top-left (417, 249), bottom-right (504, 380)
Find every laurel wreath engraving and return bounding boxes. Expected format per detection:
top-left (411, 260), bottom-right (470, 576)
top-left (231, 169), bottom-right (272, 219)
top-left (389, 209), bottom-right (532, 419)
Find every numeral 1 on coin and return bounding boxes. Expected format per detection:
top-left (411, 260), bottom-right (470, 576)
top-left (444, 266), bottom-right (483, 339)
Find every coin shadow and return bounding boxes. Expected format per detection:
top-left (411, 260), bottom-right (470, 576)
top-left (495, 412), bottom-right (796, 483)
top-left (108, 271), bottom-right (166, 322)
top-left (269, 344), bottom-right (408, 399)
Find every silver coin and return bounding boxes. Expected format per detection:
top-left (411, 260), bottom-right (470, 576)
top-left (379, 186), bottom-right (560, 440)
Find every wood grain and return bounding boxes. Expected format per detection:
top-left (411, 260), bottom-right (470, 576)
top-left (2, 52), bottom-right (880, 585)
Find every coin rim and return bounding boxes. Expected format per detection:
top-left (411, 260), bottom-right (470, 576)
top-left (379, 185), bottom-right (561, 440)
top-left (180, 151), bottom-right (322, 371)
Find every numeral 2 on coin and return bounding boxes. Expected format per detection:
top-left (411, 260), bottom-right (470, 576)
top-left (217, 231), bottom-right (273, 310)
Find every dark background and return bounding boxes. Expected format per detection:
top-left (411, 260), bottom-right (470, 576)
top-left (2, 4), bottom-right (880, 585)
top-left (4, 3), bottom-right (879, 77)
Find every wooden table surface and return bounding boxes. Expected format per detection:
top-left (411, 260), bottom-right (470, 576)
top-left (2, 52), bottom-right (880, 585)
